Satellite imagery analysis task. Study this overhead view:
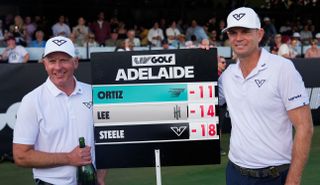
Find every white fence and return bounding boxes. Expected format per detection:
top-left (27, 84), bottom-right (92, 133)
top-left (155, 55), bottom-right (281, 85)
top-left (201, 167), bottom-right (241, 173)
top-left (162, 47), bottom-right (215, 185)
top-left (0, 46), bottom-right (233, 61)
top-left (0, 45), bottom-right (312, 61)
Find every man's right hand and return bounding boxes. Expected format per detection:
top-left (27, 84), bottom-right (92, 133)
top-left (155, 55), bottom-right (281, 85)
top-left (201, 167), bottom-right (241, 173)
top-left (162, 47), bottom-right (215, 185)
top-left (68, 145), bottom-right (92, 166)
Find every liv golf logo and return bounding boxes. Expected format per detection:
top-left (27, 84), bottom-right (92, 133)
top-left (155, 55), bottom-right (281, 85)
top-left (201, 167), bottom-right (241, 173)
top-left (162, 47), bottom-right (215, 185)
top-left (0, 102), bottom-right (20, 130)
top-left (115, 53), bottom-right (194, 81)
top-left (132, 54), bottom-right (176, 66)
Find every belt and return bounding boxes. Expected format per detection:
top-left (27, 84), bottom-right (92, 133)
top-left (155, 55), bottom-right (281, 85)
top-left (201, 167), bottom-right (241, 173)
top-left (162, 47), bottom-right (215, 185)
top-left (230, 161), bottom-right (290, 178)
top-left (35, 179), bottom-right (53, 185)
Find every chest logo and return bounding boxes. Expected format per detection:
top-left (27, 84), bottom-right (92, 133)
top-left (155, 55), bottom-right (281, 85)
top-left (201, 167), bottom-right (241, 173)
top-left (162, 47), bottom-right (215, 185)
top-left (83, 101), bottom-right (92, 109)
top-left (255, 79), bottom-right (266, 88)
top-left (232, 13), bottom-right (246, 21)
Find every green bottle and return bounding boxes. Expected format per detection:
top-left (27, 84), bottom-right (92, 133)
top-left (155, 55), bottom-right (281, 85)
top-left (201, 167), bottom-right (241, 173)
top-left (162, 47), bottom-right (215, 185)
top-left (77, 137), bottom-right (97, 185)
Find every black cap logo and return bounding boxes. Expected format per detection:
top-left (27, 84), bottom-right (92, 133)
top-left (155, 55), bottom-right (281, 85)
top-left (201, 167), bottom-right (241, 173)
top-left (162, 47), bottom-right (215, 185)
top-left (52, 39), bottom-right (67, 46)
top-left (255, 79), bottom-right (266, 88)
top-left (233, 13), bottom-right (246, 21)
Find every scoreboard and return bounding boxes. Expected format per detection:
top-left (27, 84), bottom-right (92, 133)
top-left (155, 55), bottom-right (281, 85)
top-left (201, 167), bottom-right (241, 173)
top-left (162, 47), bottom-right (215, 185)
top-left (91, 48), bottom-right (220, 168)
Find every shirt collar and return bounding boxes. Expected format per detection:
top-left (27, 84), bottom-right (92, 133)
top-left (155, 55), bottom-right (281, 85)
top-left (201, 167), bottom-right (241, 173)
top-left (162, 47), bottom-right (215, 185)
top-left (45, 77), bottom-right (83, 97)
top-left (234, 48), bottom-right (269, 79)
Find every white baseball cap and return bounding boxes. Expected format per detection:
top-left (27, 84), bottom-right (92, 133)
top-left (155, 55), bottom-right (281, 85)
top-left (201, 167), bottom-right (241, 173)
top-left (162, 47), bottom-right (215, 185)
top-left (43, 36), bottom-right (75, 58)
top-left (293, 32), bottom-right (301, 38)
top-left (222, 7), bottom-right (261, 33)
top-left (315, 33), bottom-right (320, 39)
top-left (263, 17), bottom-right (270, 22)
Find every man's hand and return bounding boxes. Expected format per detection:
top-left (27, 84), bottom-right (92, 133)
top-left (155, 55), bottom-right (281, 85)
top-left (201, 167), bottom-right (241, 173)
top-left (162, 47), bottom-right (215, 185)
top-left (67, 145), bottom-right (92, 166)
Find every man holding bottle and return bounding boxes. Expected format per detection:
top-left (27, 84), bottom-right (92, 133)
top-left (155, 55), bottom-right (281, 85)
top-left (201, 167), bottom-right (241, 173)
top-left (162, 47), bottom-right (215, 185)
top-left (13, 36), bottom-right (106, 185)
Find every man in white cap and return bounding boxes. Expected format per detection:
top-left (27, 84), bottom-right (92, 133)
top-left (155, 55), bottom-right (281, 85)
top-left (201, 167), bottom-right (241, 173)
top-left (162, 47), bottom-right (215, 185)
top-left (262, 16), bottom-right (277, 45)
top-left (13, 36), bottom-right (107, 185)
top-left (219, 7), bottom-right (313, 185)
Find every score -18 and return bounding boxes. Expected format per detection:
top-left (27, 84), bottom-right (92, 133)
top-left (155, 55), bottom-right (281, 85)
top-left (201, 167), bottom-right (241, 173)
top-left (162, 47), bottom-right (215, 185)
top-left (189, 122), bottom-right (219, 139)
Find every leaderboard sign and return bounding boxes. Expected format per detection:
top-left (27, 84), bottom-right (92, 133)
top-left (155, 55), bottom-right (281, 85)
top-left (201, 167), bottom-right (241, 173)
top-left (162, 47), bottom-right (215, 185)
top-left (91, 48), bottom-right (220, 168)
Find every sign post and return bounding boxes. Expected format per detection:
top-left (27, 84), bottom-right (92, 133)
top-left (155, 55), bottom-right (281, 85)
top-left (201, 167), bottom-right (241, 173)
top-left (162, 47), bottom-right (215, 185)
top-left (155, 149), bottom-right (162, 185)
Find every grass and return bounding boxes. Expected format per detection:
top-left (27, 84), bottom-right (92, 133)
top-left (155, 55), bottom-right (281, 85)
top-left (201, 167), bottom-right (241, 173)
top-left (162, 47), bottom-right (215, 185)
top-left (0, 126), bottom-right (319, 185)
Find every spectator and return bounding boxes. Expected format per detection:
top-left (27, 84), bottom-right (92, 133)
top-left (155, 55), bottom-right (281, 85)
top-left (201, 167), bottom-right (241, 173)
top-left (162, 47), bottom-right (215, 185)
top-left (125, 29), bottom-right (140, 47)
top-left (166, 21), bottom-right (181, 45)
top-left (72, 17), bottom-right (89, 47)
top-left (171, 34), bottom-right (186, 48)
top-left (159, 18), bottom-right (167, 36)
top-left (278, 35), bottom-right (295, 58)
top-left (3, 14), bottom-right (14, 31)
top-left (304, 39), bottom-right (320, 58)
top-left (217, 55), bottom-right (227, 156)
top-left (290, 38), bottom-right (299, 58)
top-left (292, 32), bottom-right (302, 56)
top-left (117, 21), bottom-right (127, 40)
top-left (185, 20), bottom-right (208, 42)
top-left (28, 30), bottom-right (46, 47)
top-left (306, 19), bottom-right (316, 35)
top-left (34, 15), bottom-right (49, 38)
top-left (85, 33), bottom-right (99, 48)
top-left (262, 17), bottom-right (277, 46)
top-left (217, 20), bottom-right (227, 43)
top-left (208, 30), bottom-right (221, 46)
top-left (51, 15), bottom-right (71, 37)
top-left (69, 33), bottom-right (81, 48)
top-left (0, 19), bottom-right (7, 47)
top-left (115, 39), bottom-right (133, 51)
top-left (199, 38), bottom-right (212, 48)
top-left (292, 32), bottom-right (302, 46)
top-left (292, 18), bottom-right (301, 30)
top-left (109, 17), bottom-right (120, 33)
top-left (161, 39), bottom-right (175, 50)
top-left (105, 31), bottom-right (121, 47)
top-left (206, 17), bottom-right (217, 33)
top-left (147, 21), bottom-right (164, 47)
top-left (185, 34), bottom-right (199, 48)
top-left (89, 12), bottom-right (111, 46)
top-left (0, 35), bottom-right (29, 63)
top-left (300, 25), bottom-right (313, 45)
top-left (315, 33), bottom-right (320, 44)
top-left (279, 20), bottom-right (292, 36)
top-left (24, 16), bottom-right (37, 45)
top-left (269, 34), bottom-right (282, 54)
top-left (9, 15), bottom-right (27, 46)
top-left (176, 19), bottom-right (185, 34)
top-left (217, 56), bottom-right (226, 76)
top-left (138, 25), bottom-right (149, 46)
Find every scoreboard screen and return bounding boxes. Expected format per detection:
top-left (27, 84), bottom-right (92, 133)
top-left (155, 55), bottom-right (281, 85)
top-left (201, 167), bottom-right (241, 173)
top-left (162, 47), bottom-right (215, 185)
top-left (91, 48), bottom-right (220, 168)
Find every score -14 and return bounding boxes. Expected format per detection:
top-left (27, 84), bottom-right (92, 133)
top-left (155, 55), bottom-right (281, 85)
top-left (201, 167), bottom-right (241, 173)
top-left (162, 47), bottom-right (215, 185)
top-left (188, 103), bottom-right (215, 119)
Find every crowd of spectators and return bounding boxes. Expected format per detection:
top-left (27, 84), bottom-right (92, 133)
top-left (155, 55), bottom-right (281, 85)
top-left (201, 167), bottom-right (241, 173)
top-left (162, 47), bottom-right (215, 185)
top-left (260, 0), bottom-right (319, 10)
top-left (1, 9), bottom-right (320, 63)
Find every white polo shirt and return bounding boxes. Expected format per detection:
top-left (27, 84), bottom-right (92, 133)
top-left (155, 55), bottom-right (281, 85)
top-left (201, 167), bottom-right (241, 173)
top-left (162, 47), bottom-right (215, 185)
top-left (219, 48), bottom-right (309, 168)
top-left (13, 78), bottom-right (94, 185)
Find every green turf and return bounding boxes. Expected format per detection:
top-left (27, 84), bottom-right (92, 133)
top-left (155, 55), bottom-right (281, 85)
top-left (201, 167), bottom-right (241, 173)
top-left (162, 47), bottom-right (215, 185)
top-left (0, 126), bottom-right (319, 185)
top-left (301, 125), bottom-right (320, 185)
